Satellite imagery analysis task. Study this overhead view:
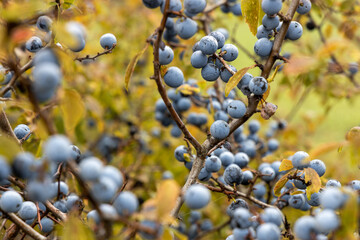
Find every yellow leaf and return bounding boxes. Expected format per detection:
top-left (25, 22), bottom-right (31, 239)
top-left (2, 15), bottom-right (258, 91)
top-left (258, 85), bottom-right (271, 107)
top-left (183, 153), bottom-right (191, 162)
top-left (274, 169), bottom-right (296, 196)
top-left (290, 190), bottom-right (305, 195)
top-left (279, 159), bottom-right (293, 172)
top-left (156, 179), bottom-right (180, 223)
top-left (241, 0), bottom-right (260, 35)
top-left (177, 84), bottom-right (200, 96)
top-left (304, 168), bottom-right (321, 200)
top-left (335, 190), bottom-right (358, 239)
top-left (60, 89), bottom-right (85, 133)
top-left (0, 135), bottom-right (20, 161)
top-left (141, 198), bottom-right (158, 221)
top-left (267, 63), bottom-right (283, 83)
top-left (57, 215), bottom-right (95, 240)
top-left (124, 43), bottom-right (149, 91)
top-left (225, 65), bottom-right (256, 96)
top-left (164, 227), bottom-right (187, 240)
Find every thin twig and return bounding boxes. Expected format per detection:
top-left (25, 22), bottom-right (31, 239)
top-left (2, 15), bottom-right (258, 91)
top-left (74, 44), bottom-right (116, 62)
top-left (5, 212), bottom-right (47, 240)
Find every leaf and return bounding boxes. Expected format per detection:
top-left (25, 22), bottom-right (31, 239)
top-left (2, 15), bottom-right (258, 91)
top-left (283, 55), bottom-right (317, 76)
top-left (125, 43), bottom-right (149, 91)
top-left (274, 169), bottom-right (296, 196)
top-left (225, 65), bottom-right (256, 96)
top-left (267, 63), bottom-right (283, 83)
top-left (156, 179), bottom-right (180, 224)
top-left (309, 142), bottom-right (344, 159)
top-left (290, 190), bottom-right (305, 195)
top-left (304, 168), bottom-right (321, 200)
top-left (258, 85), bottom-right (271, 107)
top-left (0, 135), bottom-right (21, 161)
top-left (335, 189), bottom-right (358, 239)
top-left (177, 84), bottom-right (200, 96)
top-left (57, 215), bottom-right (95, 240)
top-left (241, 0), bottom-right (260, 35)
top-left (166, 227), bottom-right (187, 240)
top-left (279, 159), bottom-right (293, 172)
top-left (60, 89), bottom-right (85, 133)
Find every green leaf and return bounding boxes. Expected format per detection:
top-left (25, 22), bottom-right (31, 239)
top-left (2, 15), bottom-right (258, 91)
top-left (57, 215), bottom-right (95, 240)
top-left (241, 0), bottom-right (260, 35)
top-left (0, 135), bottom-right (21, 161)
top-left (60, 89), bottom-right (85, 133)
top-left (225, 64), bottom-right (256, 96)
top-left (304, 167), bottom-right (321, 200)
top-left (125, 43), bottom-right (149, 91)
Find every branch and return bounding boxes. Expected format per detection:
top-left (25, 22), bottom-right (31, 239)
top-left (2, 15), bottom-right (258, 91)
top-left (0, 110), bottom-right (20, 144)
top-left (74, 44), bottom-right (116, 62)
top-left (0, 58), bottom-right (33, 97)
top-left (5, 212), bottom-right (47, 240)
top-left (151, 0), bottom-right (202, 152)
top-left (7, 176), bottom-right (67, 222)
top-left (204, 0), bottom-right (227, 14)
top-left (171, 0), bottom-right (301, 218)
top-left (261, 0), bottom-right (300, 79)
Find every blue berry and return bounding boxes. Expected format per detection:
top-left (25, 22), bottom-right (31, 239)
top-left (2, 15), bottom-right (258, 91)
top-left (254, 38), bottom-right (273, 57)
top-left (176, 97), bottom-right (191, 112)
top-left (220, 151), bottom-right (235, 168)
top-left (239, 140), bottom-right (257, 158)
top-left (257, 223), bottom-right (281, 240)
top-left (297, 0), bottom-right (311, 14)
top-left (268, 139), bottom-right (279, 152)
top-left (221, 44), bottom-right (238, 61)
top-left (261, 0), bottom-right (282, 15)
top-left (184, 0), bottom-right (206, 14)
top-left (289, 194), bottom-right (306, 209)
top-left (160, 0), bottom-right (182, 18)
top-left (351, 180), bottom-right (360, 190)
top-left (44, 135), bottom-right (71, 163)
top-left (184, 184), bottom-right (211, 209)
top-left (320, 188), bottom-right (345, 210)
top-left (69, 145), bottom-right (81, 163)
top-left (113, 191), bottom-right (139, 216)
top-left (14, 124), bottom-right (31, 140)
top-left (0, 156), bottom-right (10, 182)
top-left (261, 207), bottom-right (283, 226)
top-left (349, 62), bottom-right (359, 75)
top-left (227, 100), bottom-right (246, 119)
top-left (79, 157), bottom-right (104, 181)
top-left (100, 33), bottom-right (116, 49)
top-left (32, 63), bottom-right (61, 102)
top-left (241, 170), bottom-right (254, 185)
top-left (13, 153), bottom-right (36, 181)
top-left (201, 63), bottom-right (220, 81)
top-left (101, 166), bottom-right (123, 188)
top-left (249, 76), bottom-right (268, 95)
top-left (226, 199), bottom-right (249, 217)
top-left (199, 36), bottom-right (218, 55)
top-left (253, 183), bottom-right (266, 198)
top-left (159, 46), bottom-right (174, 65)
top-left (292, 151), bottom-right (310, 169)
top-left (65, 21), bottom-right (86, 52)
top-left (309, 159), bottom-right (326, 177)
top-left (214, 110), bottom-right (229, 122)
top-left (209, 31), bottom-right (225, 49)
top-left (174, 145), bottom-right (188, 162)
top-left (142, 0), bottom-right (162, 8)
top-left (286, 21), bottom-right (303, 40)
top-left (231, 3), bottom-right (242, 16)
top-left (262, 15), bottom-right (280, 30)
top-left (205, 156), bottom-right (222, 172)
top-left (315, 209), bottom-right (339, 233)
top-left (260, 166), bottom-right (276, 182)
top-left (26, 37), bottom-right (43, 53)
top-left (216, 28), bottom-right (229, 40)
top-left (220, 65), bottom-right (236, 83)
top-left (210, 120), bottom-right (230, 140)
top-left (0, 191), bottom-right (23, 213)
top-left (256, 25), bottom-right (274, 39)
top-left (307, 192), bottom-right (320, 206)
top-left (224, 164), bottom-right (243, 185)
top-left (326, 179), bottom-right (341, 188)
top-left (237, 73), bottom-right (253, 96)
top-left (174, 18), bottom-right (198, 39)
top-left (293, 216), bottom-right (318, 240)
top-left (66, 194), bottom-right (81, 211)
top-left (40, 217), bottom-right (54, 233)
top-left (36, 16), bottom-right (52, 32)
top-left (198, 167), bottom-right (211, 181)
top-left (164, 67), bottom-right (184, 88)
top-left (91, 176), bottom-right (117, 203)
top-left (233, 208), bottom-right (252, 228)
top-left (191, 50), bottom-right (208, 68)
top-left (234, 152), bottom-right (249, 168)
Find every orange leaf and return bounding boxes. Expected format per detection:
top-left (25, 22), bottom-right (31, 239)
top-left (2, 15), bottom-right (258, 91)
top-left (279, 159), bottom-right (293, 172)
